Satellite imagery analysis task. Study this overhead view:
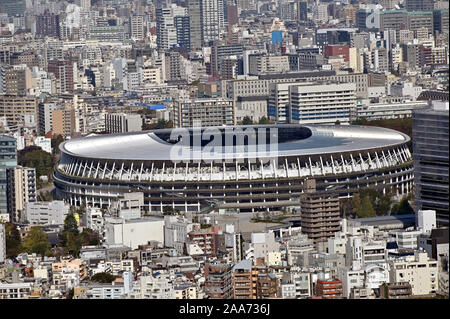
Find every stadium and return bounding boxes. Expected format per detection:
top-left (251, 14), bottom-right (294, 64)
top-left (53, 125), bottom-right (414, 213)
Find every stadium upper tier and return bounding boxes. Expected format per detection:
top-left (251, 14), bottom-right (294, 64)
top-left (60, 125), bottom-right (409, 161)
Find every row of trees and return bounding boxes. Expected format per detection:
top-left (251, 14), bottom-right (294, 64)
top-left (2, 213), bottom-right (100, 259)
top-left (240, 116), bottom-right (274, 125)
top-left (351, 188), bottom-right (414, 218)
top-left (143, 119), bottom-right (174, 131)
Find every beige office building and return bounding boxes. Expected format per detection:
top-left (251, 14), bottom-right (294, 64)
top-left (0, 95), bottom-right (37, 126)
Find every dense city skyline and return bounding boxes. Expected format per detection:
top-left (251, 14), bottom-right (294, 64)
top-left (0, 0), bottom-right (448, 302)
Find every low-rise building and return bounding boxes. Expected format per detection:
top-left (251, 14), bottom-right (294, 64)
top-left (24, 201), bottom-right (70, 226)
top-left (388, 251), bottom-right (439, 296)
top-left (315, 279), bottom-right (343, 299)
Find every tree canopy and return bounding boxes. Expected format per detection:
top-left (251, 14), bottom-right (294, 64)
top-left (241, 116), bottom-right (254, 125)
top-left (23, 227), bottom-right (51, 257)
top-left (18, 146), bottom-right (54, 178)
top-left (91, 272), bottom-right (116, 283)
top-left (391, 197), bottom-right (415, 215)
top-left (64, 213), bottom-right (79, 236)
top-left (3, 223), bottom-right (23, 258)
top-left (359, 196), bottom-right (376, 218)
top-left (258, 116), bottom-right (274, 125)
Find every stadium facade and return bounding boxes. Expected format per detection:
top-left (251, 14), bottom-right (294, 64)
top-left (53, 125), bottom-right (414, 213)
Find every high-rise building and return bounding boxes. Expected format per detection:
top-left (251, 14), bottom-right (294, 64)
top-left (204, 262), bottom-right (233, 299)
top-left (0, 136), bottom-right (17, 216)
top-left (156, 5), bottom-right (189, 52)
top-left (47, 60), bottom-right (74, 94)
top-left (174, 15), bottom-right (191, 51)
top-left (105, 113), bottom-right (142, 134)
top-left (187, 0), bottom-right (223, 47)
top-left (188, 0), bottom-right (202, 49)
top-left (413, 101), bottom-right (449, 226)
top-left (35, 11), bottom-right (60, 38)
top-left (52, 107), bottom-right (76, 137)
top-left (300, 179), bottom-right (341, 244)
top-left (201, 0), bottom-right (221, 44)
top-left (130, 15), bottom-right (145, 41)
top-left (297, 1), bottom-right (307, 22)
top-left (6, 166), bottom-right (36, 223)
top-left (38, 102), bottom-right (58, 135)
top-left (0, 96), bottom-right (37, 126)
top-left (0, 223), bottom-right (5, 264)
top-left (288, 82), bottom-right (356, 124)
top-left (232, 259), bottom-right (280, 299)
top-left (174, 98), bottom-right (236, 127)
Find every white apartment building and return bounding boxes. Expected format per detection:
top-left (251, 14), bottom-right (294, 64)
top-left (164, 215), bottom-right (199, 255)
top-left (389, 251), bottom-right (439, 296)
top-left (24, 201), bottom-right (70, 226)
top-left (173, 98), bottom-right (236, 128)
top-left (286, 233), bottom-right (315, 265)
top-left (7, 166), bottom-right (37, 223)
top-left (248, 55), bottom-right (290, 75)
top-left (141, 66), bottom-right (162, 84)
top-left (0, 282), bottom-right (34, 299)
top-left (38, 102), bottom-right (58, 135)
top-left (389, 229), bottom-right (423, 250)
top-left (281, 272), bottom-right (312, 299)
top-left (130, 15), bottom-right (144, 41)
top-left (87, 283), bottom-right (125, 299)
top-left (244, 232), bottom-right (280, 263)
top-left (345, 237), bottom-right (387, 270)
top-left (104, 217), bottom-right (164, 249)
top-left (288, 82), bottom-right (356, 124)
top-left (390, 82), bottom-right (423, 100)
top-left (130, 275), bottom-right (174, 299)
top-left (84, 207), bottom-right (103, 231)
top-left (338, 263), bottom-right (389, 298)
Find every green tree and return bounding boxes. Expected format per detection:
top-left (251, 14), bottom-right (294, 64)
top-left (392, 197), bottom-right (414, 215)
top-left (51, 135), bottom-right (65, 156)
top-left (64, 213), bottom-right (79, 235)
top-left (91, 272), bottom-right (116, 283)
top-left (18, 146), bottom-right (54, 178)
top-left (335, 120), bottom-right (341, 125)
top-left (375, 195), bottom-right (392, 216)
top-left (241, 116), bottom-right (254, 125)
top-left (79, 228), bottom-right (100, 246)
top-left (23, 227), bottom-right (51, 256)
top-left (3, 223), bottom-right (23, 258)
top-left (258, 116), bottom-right (273, 125)
top-left (66, 232), bottom-right (82, 257)
top-left (359, 196), bottom-right (376, 218)
top-left (360, 188), bottom-right (379, 205)
top-left (352, 193), bottom-right (361, 216)
top-left (155, 119), bottom-right (173, 129)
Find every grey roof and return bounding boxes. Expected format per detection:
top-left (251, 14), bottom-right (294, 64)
top-left (60, 124), bottom-right (410, 162)
top-left (232, 259), bottom-right (252, 271)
